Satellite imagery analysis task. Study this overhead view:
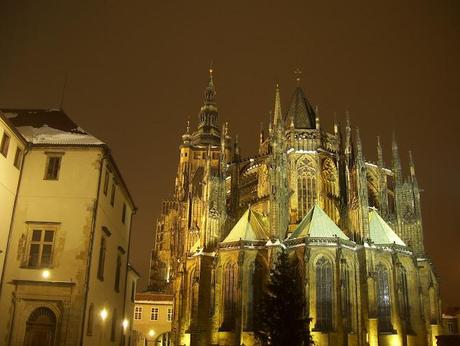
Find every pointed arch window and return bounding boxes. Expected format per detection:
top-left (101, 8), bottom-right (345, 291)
top-left (297, 157), bottom-right (316, 220)
top-left (340, 260), bottom-right (352, 331)
top-left (322, 158), bottom-right (339, 221)
top-left (316, 257), bottom-right (332, 331)
top-left (222, 262), bottom-right (237, 329)
top-left (398, 266), bottom-right (410, 324)
top-left (376, 264), bottom-right (393, 332)
top-left (87, 303), bottom-right (94, 336)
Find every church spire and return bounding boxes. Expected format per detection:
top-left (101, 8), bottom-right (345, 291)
top-left (195, 67), bottom-right (220, 146)
top-left (273, 84), bottom-right (282, 128)
top-left (392, 132), bottom-right (403, 186)
top-left (204, 66), bottom-right (216, 106)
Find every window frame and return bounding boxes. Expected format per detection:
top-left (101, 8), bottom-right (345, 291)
top-left (134, 306), bottom-right (142, 320)
top-left (13, 147), bottom-right (23, 169)
top-left (103, 169), bottom-right (110, 195)
top-left (97, 237), bottom-right (107, 281)
top-left (150, 307), bottom-right (159, 321)
top-left (0, 132), bottom-right (10, 157)
top-left (44, 153), bottom-right (64, 180)
top-left (167, 307), bottom-right (173, 322)
top-left (25, 224), bottom-right (58, 268)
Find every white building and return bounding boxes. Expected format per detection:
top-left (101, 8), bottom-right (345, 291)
top-left (0, 109), bottom-right (138, 346)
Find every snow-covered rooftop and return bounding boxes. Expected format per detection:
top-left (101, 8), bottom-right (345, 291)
top-left (1, 109), bottom-right (104, 146)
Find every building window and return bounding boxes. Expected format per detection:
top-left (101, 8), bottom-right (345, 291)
top-left (151, 307), bottom-right (159, 321)
top-left (134, 306), bottom-right (142, 320)
top-left (340, 260), bottom-right (352, 331)
top-left (316, 257), bottom-right (333, 331)
top-left (167, 308), bottom-right (173, 322)
top-left (114, 253), bottom-right (122, 292)
top-left (223, 262), bottom-right (237, 328)
top-left (27, 227), bottom-right (55, 268)
top-left (0, 132), bottom-right (10, 157)
top-left (398, 266), bottom-right (410, 323)
top-left (103, 170), bottom-right (109, 195)
top-left (376, 264), bottom-right (393, 332)
top-left (13, 147), bottom-right (23, 169)
top-left (110, 180), bottom-right (116, 206)
top-left (87, 303), bottom-right (94, 336)
top-left (297, 157), bottom-right (316, 220)
top-left (44, 156), bottom-right (62, 180)
top-left (97, 237), bottom-right (106, 281)
top-left (110, 308), bottom-right (117, 342)
top-left (122, 203), bottom-right (126, 224)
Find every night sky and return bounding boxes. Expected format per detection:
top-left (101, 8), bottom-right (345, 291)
top-left (0, 1), bottom-right (458, 308)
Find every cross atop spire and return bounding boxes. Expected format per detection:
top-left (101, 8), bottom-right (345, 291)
top-left (294, 68), bottom-right (302, 84)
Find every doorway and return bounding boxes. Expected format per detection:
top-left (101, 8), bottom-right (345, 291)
top-left (23, 307), bottom-right (56, 346)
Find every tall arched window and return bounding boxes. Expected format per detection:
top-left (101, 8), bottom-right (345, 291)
top-left (322, 158), bottom-right (339, 222)
top-left (87, 303), bottom-right (94, 336)
top-left (316, 257), bottom-right (333, 330)
top-left (340, 260), bottom-right (352, 331)
top-left (24, 307), bottom-right (57, 345)
top-left (223, 262), bottom-right (237, 328)
top-left (297, 157), bottom-right (316, 220)
top-left (398, 266), bottom-right (410, 323)
top-left (376, 264), bottom-right (393, 332)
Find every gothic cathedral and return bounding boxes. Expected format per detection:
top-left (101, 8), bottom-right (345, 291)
top-left (149, 69), bottom-right (442, 346)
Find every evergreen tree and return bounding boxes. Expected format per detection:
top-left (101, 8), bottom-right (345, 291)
top-left (255, 251), bottom-right (313, 346)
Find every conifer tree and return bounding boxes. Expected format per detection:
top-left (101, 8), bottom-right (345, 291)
top-left (255, 251), bottom-right (313, 346)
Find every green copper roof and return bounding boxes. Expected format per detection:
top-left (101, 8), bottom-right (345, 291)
top-left (290, 204), bottom-right (349, 240)
top-left (369, 209), bottom-right (406, 246)
top-left (222, 208), bottom-right (270, 243)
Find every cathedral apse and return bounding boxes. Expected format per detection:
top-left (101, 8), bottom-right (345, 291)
top-left (149, 69), bottom-right (442, 346)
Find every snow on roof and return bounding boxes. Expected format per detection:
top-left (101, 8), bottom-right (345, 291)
top-left (222, 208), bottom-right (270, 243)
top-left (289, 203), bottom-right (349, 240)
top-left (369, 209), bottom-right (406, 246)
top-left (1, 109), bottom-right (104, 146)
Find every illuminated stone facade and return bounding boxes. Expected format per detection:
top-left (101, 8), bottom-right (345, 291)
top-left (0, 110), bottom-right (137, 346)
top-left (150, 71), bottom-right (443, 346)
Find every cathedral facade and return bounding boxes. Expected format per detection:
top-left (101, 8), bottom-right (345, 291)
top-left (150, 70), bottom-right (442, 346)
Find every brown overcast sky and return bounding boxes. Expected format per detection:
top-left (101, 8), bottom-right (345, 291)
top-left (0, 1), bottom-right (459, 307)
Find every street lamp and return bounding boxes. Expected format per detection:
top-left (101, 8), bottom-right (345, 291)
top-left (42, 269), bottom-right (50, 279)
top-left (122, 318), bottom-right (129, 331)
top-left (100, 308), bottom-right (108, 321)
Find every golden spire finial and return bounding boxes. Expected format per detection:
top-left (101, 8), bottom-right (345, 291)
top-left (209, 61), bottom-right (214, 81)
top-left (294, 68), bottom-right (302, 84)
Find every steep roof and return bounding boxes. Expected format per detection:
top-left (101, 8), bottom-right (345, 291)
top-left (369, 209), bottom-right (406, 246)
top-left (1, 109), bottom-right (104, 145)
top-left (222, 208), bottom-right (270, 243)
top-left (284, 86), bottom-right (316, 129)
top-left (290, 204), bottom-right (349, 240)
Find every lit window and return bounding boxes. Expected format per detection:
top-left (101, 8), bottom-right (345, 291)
top-left (151, 307), bottom-right (159, 321)
top-left (27, 227), bottom-right (56, 268)
top-left (297, 157), bottom-right (316, 220)
top-left (0, 132), bottom-right (10, 157)
top-left (376, 264), bottom-right (393, 332)
top-left (44, 156), bottom-right (62, 180)
top-left (316, 257), bottom-right (333, 331)
top-left (13, 147), bottom-right (23, 169)
top-left (167, 308), bottom-right (173, 322)
top-left (134, 306), bottom-right (142, 320)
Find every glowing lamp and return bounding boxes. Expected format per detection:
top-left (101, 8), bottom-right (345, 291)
top-left (100, 308), bottom-right (108, 321)
top-left (148, 329), bottom-right (155, 337)
top-left (42, 270), bottom-right (50, 279)
top-left (122, 318), bottom-right (129, 330)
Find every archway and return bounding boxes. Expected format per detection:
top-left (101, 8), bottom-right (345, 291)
top-left (24, 307), bottom-right (56, 346)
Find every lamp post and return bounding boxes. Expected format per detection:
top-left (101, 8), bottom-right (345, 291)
top-left (145, 329), bottom-right (155, 346)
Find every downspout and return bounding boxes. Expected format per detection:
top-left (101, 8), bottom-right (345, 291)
top-left (79, 148), bottom-right (106, 345)
top-left (122, 207), bottom-right (137, 346)
top-left (2, 145), bottom-right (30, 346)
